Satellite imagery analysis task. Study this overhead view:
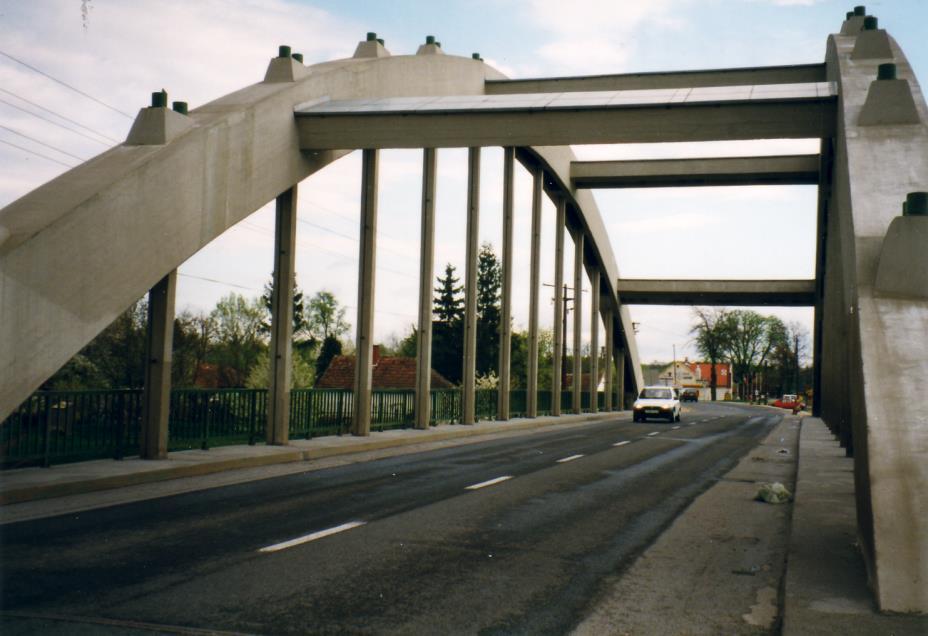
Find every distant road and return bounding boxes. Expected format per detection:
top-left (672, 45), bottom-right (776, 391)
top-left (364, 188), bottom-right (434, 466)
top-left (1, 402), bottom-right (781, 635)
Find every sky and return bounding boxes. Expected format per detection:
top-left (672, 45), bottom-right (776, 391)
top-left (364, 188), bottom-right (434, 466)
top-left (1, 0), bottom-right (926, 366)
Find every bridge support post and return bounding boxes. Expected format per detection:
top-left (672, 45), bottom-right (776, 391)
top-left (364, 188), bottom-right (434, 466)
top-left (267, 186), bottom-right (298, 446)
top-left (462, 147), bottom-right (480, 425)
top-left (603, 308), bottom-right (613, 411)
top-left (616, 344), bottom-right (626, 411)
top-left (572, 232), bottom-right (584, 414)
top-left (552, 198), bottom-right (565, 416)
top-left (527, 166), bottom-right (543, 418)
top-left (497, 148), bottom-right (514, 421)
top-left (352, 150), bottom-right (379, 437)
top-left (415, 148), bottom-right (437, 430)
top-left (141, 270), bottom-right (176, 459)
top-left (589, 269), bottom-right (600, 414)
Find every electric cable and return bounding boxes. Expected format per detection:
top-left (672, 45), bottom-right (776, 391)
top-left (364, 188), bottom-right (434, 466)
top-left (0, 49), bottom-right (134, 119)
top-left (0, 138), bottom-right (75, 168)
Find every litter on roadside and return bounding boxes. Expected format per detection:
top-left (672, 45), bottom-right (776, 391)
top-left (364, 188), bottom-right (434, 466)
top-left (755, 482), bottom-right (792, 504)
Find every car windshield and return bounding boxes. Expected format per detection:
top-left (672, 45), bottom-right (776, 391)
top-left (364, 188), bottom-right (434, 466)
top-left (640, 388), bottom-right (672, 399)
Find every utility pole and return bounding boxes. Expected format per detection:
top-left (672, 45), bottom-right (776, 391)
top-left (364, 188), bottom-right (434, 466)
top-left (672, 344), bottom-right (677, 386)
top-left (543, 283), bottom-right (585, 389)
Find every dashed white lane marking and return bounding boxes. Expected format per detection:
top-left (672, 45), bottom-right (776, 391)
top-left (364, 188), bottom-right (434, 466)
top-left (259, 521), bottom-right (366, 553)
top-left (613, 440), bottom-right (631, 447)
top-left (647, 431), bottom-right (660, 437)
top-left (557, 454), bottom-right (585, 463)
top-left (672, 425), bottom-right (681, 430)
top-left (466, 475), bottom-right (513, 490)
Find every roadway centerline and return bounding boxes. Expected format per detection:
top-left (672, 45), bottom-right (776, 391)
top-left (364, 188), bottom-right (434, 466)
top-left (647, 432), bottom-right (660, 437)
top-left (466, 476), bottom-right (513, 490)
top-left (672, 425), bottom-right (681, 430)
top-left (613, 440), bottom-right (631, 447)
top-left (556, 454), bottom-right (585, 463)
top-left (258, 521), bottom-right (366, 553)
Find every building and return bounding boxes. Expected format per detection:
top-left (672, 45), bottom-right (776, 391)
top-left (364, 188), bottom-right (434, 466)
top-left (316, 345), bottom-right (454, 390)
top-left (657, 358), bottom-right (732, 401)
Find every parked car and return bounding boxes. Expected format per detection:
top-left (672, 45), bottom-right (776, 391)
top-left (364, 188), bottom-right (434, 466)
top-left (772, 394), bottom-right (804, 410)
top-left (633, 386), bottom-right (681, 423)
top-left (680, 388), bottom-right (699, 402)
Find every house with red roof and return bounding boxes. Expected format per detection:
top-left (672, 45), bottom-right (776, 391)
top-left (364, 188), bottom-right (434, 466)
top-left (657, 358), bottom-right (732, 400)
top-left (315, 345), bottom-right (455, 390)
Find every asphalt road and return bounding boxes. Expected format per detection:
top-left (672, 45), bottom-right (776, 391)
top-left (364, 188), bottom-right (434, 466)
top-left (1, 402), bottom-right (782, 635)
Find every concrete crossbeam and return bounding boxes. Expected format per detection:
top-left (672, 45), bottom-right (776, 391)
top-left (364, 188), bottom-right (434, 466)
top-left (616, 279), bottom-right (816, 306)
top-left (295, 86), bottom-right (836, 149)
top-left (571, 155), bottom-right (820, 189)
top-left (485, 64), bottom-right (826, 94)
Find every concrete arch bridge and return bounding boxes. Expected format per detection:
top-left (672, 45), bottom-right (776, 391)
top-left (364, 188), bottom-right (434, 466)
top-left (0, 9), bottom-right (926, 613)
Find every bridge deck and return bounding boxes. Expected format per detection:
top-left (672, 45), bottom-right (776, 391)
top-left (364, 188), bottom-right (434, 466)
top-left (295, 82), bottom-right (837, 149)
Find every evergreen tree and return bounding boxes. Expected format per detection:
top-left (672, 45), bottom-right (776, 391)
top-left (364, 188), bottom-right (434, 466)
top-left (476, 243), bottom-right (502, 376)
top-left (260, 276), bottom-right (308, 340)
top-left (432, 263), bottom-right (464, 384)
top-left (315, 335), bottom-right (343, 379)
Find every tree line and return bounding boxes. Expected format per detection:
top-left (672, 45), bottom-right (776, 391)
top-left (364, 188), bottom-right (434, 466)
top-left (690, 307), bottom-right (810, 401)
top-left (43, 243), bottom-right (595, 394)
top-left (43, 281), bottom-right (352, 391)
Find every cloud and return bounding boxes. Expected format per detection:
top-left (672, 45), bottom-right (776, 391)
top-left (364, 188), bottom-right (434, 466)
top-left (520, 0), bottom-right (684, 74)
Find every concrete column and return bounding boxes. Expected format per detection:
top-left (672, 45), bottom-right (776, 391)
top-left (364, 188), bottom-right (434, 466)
top-left (267, 186), bottom-right (297, 446)
top-left (603, 308), bottom-right (613, 411)
top-left (461, 147), bottom-right (480, 425)
top-left (498, 147), bottom-right (514, 421)
top-left (141, 270), bottom-right (176, 459)
top-left (527, 165), bottom-right (543, 418)
top-left (589, 269), bottom-right (600, 414)
top-left (616, 345), bottom-right (626, 410)
top-left (811, 139), bottom-right (833, 418)
top-left (415, 148), bottom-right (437, 430)
top-left (572, 232), bottom-right (584, 414)
top-left (352, 149), bottom-right (379, 437)
top-left (552, 198), bottom-right (565, 416)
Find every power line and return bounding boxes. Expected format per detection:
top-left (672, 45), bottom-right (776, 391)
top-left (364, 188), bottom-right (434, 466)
top-left (0, 49), bottom-right (134, 119)
top-left (177, 272), bottom-right (261, 291)
top-left (0, 138), bottom-right (75, 168)
top-left (0, 124), bottom-right (88, 162)
top-left (0, 97), bottom-right (112, 147)
top-left (0, 88), bottom-right (119, 143)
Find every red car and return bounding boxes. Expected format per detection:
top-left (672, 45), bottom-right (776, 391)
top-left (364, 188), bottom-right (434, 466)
top-left (773, 394), bottom-right (804, 410)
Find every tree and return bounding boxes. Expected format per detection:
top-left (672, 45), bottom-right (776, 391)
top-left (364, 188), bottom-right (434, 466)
top-left (690, 307), bottom-right (730, 401)
top-left (433, 263), bottom-right (463, 323)
top-left (172, 310), bottom-right (214, 387)
top-left (245, 350), bottom-right (315, 389)
top-left (476, 243), bottom-right (502, 376)
top-left (719, 310), bottom-right (787, 400)
top-left (432, 264), bottom-right (464, 384)
top-left (260, 276), bottom-right (308, 340)
top-left (315, 335), bottom-right (343, 380)
top-left (209, 293), bottom-right (267, 387)
top-left (305, 290), bottom-right (350, 341)
top-left (45, 299), bottom-right (149, 390)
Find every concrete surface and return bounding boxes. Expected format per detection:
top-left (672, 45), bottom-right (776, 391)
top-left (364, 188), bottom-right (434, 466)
top-left (574, 411), bottom-right (799, 635)
top-left (615, 278), bottom-right (816, 306)
top-left (822, 29), bottom-right (928, 612)
top-left (571, 155), bottom-right (820, 189)
top-left (783, 418), bottom-right (928, 634)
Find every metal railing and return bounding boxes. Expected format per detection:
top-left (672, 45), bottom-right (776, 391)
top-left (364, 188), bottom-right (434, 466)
top-left (1, 387), bottom-right (609, 468)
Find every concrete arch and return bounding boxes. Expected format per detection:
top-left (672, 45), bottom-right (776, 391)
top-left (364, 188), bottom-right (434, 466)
top-left (0, 48), bottom-right (640, 421)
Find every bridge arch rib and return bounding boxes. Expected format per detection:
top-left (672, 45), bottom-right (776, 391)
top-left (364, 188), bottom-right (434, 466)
top-left (0, 48), bottom-right (641, 422)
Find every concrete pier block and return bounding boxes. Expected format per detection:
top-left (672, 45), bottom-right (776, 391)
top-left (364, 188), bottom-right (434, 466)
top-left (125, 106), bottom-right (193, 146)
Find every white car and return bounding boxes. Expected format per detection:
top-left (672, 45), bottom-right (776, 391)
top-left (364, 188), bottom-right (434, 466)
top-left (632, 386), bottom-right (682, 423)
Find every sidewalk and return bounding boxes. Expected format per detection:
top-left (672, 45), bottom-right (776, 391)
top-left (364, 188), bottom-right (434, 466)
top-left (782, 417), bottom-right (928, 635)
top-left (0, 411), bottom-right (619, 510)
